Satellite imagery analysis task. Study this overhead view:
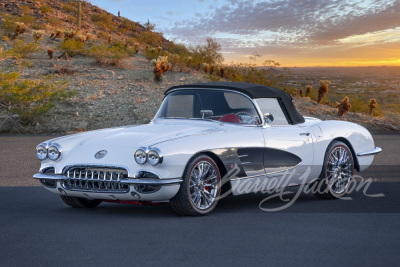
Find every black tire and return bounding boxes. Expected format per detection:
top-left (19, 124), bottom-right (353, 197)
top-left (60, 195), bottom-right (102, 208)
top-left (311, 141), bottom-right (354, 199)
top-left (170, 154), bottom-right (221, 216)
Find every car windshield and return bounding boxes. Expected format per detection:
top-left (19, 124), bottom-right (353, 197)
top-left (155, 89), bottom-right (261, 125)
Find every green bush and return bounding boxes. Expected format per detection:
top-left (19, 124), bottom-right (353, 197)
top-left (89, 43), bottom-right (128, 66)
top-left (62, 4), bottom-right (75, 14)
top-left (20, 15), bottom-right (35, 25)
top-left (60, 39), bottom-right (88, 57)
top-left (119, 19), bottom-right (138, 34)
top-left (40, 4), bottom-right (53, 14)
top-left (0, 72), bottom-right (73, 126)
top-left (48, 17), bottom-right (62, 27)
top-left (1, 39), bottom-right (40, 59)
top-left (91, 13), bottom-right (115, 31)
top-left (138, 31), bottom-right (162, 46)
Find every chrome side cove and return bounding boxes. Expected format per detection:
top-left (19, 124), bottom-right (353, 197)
top-left (120, 178), bottom-right (182, 186)
top-left (357, 147), bottom-right (382, 156)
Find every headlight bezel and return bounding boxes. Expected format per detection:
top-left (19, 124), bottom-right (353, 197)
top-left (48, 144), bottom-right (62, 161)
top-left (147, 148), bottom-right (163, 166)
top-left (134, 148), bottom-right (148, 165)
top-left (36, 144), bottom-right (48, 161)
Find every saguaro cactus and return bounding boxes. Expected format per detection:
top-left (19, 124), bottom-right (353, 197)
top-left (77, 1), bottom-right (82, 30)
top-left (368, 98), bottom-right (377, 116)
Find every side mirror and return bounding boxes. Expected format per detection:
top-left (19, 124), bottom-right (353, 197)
top-left (264, 113), bottom-right (274, 124)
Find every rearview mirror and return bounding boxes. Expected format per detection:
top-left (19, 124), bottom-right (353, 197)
top-left (264, 113), bottom-right (274, 123)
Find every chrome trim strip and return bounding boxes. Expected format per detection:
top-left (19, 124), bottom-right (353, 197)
top-left (33, 173), bottom-right (68, 180)
top-left (120, 178), bottom-right (182, 186)
top-left (238, 154), bottom-right (248, 158)
top-left (230, 174), bottom-right (266, 181)
top-left (357, 147), bottom-right (382, 156)
top-left (166, 88), bottom-right (264, 126)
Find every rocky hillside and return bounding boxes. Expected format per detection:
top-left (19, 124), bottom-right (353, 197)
top-left (0, 0), bottom-right (399, 134)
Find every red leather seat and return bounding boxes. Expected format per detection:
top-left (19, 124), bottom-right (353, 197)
top-left (219, 114), bottom-right (241, 124)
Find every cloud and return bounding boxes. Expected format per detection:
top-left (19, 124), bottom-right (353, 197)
top-left (165, 0), bottom-right (400, 48)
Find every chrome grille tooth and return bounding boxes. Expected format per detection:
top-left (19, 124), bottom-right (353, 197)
top-left (79, 170), bottom-right (83, 188)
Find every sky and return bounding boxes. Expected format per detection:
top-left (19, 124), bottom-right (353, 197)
top-left (89, 0), bottom-right (400, 67)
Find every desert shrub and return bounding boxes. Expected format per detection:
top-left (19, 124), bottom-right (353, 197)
top-left (91, 13), bottom-right (115, 31)
top-left (62, 4), bottom-right (75, 14)
top-left (20, 15), bottom-right (35, 25)
top-left (0, 72), bottom-right (73, 126)
top-left (60, 39), bottom-right (87, 57)
top-left (97, 31), bottom-right (109, 41)
top-left (119, 19), bottom-right (138, 34)
top-left (205, 74), bottom-right (221, 82)
top-left (31, 23), bottom-right (46, 30)
top-left (89, 43), bottom-right (128, 66)
top-left (48, 17), bottom-right (62, 27)
top-left (1, 39), bottom-right (39, 59)
top-left (21, 60), bottom-right (35, 68)
top-left (144, 47), bottom-right (160, 59)
top-left (138, 31), bottom-right (162, 46)
top-left (0, 15), bottom-right (18, 36)
top-left (40, 4), bottom-right (53, 14)
top-left (350, 97), bottom-right (367, 114)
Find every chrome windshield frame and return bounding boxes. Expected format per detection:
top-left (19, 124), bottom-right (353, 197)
top-left (158, 88), bottom-right (265, 127)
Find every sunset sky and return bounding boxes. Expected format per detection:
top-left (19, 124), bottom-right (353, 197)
top-left (90, 0), bottom-right (400, 67)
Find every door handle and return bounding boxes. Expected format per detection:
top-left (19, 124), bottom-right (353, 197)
top-left (300, 132), bottom-right (310, 136)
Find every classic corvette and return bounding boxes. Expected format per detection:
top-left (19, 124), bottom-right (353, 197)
top-left (34, 82), bottom-right (381, 215)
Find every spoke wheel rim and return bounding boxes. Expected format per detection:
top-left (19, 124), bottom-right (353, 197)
top-left (189, 160), bottom-right (220, 210)
top-left (326, 146), bottom-right (353, 195)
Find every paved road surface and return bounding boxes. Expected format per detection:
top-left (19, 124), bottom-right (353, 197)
top-left (0, 134), bottom-right (399, 266)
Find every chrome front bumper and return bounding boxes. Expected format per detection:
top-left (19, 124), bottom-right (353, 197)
top-left (357, 147), bottom-right (382, 156)
top-left (33, 173), bottom-right (182, 186)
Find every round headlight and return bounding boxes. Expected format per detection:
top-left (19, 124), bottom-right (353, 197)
top-left (48, 145), bottom-right (61, 160)
top-left (134, 149), bottom-right (147, 165)
top-left (36, 145), bottom-right (47, 161)
top-left (148, 149), bottom-right (162, 166)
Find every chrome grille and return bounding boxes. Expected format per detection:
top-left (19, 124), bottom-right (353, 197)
top-left (62, 167), bottom-right (129, 193)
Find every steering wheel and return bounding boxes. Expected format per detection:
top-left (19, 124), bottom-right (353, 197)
top-left (235, 111), bottom-right (257, 124)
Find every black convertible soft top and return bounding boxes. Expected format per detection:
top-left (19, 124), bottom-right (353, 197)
top-left (166, 82), bottom-right (305, 124)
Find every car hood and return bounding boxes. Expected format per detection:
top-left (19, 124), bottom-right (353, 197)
top-left (47, 120), bottom-right (226, 150)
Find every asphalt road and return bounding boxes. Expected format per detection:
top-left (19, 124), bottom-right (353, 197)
top-left (0, 134), bottom-right (399, 266)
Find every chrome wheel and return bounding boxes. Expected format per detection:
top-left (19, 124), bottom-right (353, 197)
top-left (170, 154), bottom-right (221, 216)
top-left (189, 161), bottom-right (219, 210)
top-left (325, 145), bottom-right (353, 196)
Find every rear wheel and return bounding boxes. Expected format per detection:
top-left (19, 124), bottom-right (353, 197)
top-left (60, 195), bottom-right (102, 208)
top-left (170, 154), bottom-right (221, 216)
top-left (311, 141), bottom-right (354, 199)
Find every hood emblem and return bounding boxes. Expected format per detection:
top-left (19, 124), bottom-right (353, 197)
top-left (95, 150), bottom-right (107, 159)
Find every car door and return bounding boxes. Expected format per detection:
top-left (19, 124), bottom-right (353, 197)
top-left (256, 98), bottom-right (314, 186)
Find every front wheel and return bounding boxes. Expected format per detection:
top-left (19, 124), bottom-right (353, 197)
top-left (60, 195), bottom-right (102, 208)
top-left (170, 154), bottom-right (221, 216)
top-left (311, 141), bottom-right (354, 199)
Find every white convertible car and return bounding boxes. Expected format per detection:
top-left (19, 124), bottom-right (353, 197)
top-left (34, 82), bottom-right (381, 215)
